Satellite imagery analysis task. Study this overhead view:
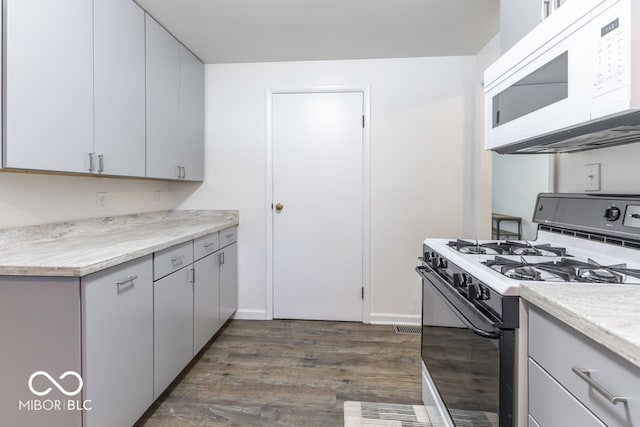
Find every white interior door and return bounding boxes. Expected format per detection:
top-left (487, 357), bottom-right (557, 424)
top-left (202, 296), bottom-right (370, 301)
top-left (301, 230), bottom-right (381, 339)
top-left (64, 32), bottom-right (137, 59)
top-left (272, 92), bottom-right (364, 321)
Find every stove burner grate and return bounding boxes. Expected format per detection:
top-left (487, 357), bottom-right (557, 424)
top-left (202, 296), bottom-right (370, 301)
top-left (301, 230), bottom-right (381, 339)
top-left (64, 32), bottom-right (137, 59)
top-left (483, 256), bottom-right (640, 284)
top-left (448, 239), bottom-right (570, 257)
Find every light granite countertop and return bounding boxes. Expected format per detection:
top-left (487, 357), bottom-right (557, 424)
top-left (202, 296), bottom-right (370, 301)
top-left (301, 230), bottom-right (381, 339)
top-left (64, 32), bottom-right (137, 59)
top-left (521, 283), bottom-right (640, 369)
top-left (0, 210), bottom-right (239, 277)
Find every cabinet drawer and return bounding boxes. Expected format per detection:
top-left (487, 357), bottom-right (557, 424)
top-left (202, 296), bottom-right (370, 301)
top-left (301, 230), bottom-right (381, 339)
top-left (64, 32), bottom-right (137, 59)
top-left (154, 241), bottom-right (193, 280)
top-left (194, 232), bottom-right (219, 261)
top-left (219, 225), bottom-right (237, 248)
top-left (529, 358), bottom-right (605, 427)
top-left (529, 307), bottom-right (640, 427)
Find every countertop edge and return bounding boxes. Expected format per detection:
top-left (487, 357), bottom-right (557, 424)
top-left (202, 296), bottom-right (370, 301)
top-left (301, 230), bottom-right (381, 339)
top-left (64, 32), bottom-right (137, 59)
top-left (0, 212), bottom-right (239, 278)
top-left (521, 285), bottom-right (640, 369)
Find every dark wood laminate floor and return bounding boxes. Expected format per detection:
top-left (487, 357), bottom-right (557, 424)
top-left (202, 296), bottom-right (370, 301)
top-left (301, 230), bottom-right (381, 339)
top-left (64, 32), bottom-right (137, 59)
top-left (135, 320), bottom-right (422, 427)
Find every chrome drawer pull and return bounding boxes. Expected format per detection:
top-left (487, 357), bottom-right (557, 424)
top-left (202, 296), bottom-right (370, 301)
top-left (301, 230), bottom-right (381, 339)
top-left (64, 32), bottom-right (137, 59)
top-left (116, 275), bottom-right (138, 287)
top-left (571, 366), bottom-right (628, 405)
top-left (204, 242), bottom-right (215, 250)
top-left (224, 233), bottom-right (233, 239)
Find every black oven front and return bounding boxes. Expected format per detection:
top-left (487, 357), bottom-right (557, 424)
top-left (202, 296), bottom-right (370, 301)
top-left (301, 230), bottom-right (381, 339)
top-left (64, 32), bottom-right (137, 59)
top-left (416, 249), bottom-right (518, 427)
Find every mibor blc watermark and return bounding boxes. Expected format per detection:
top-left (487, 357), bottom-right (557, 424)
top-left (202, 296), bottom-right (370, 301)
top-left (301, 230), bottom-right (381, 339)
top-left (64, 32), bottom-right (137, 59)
top-left (18, 371), bottom-right (92, 412)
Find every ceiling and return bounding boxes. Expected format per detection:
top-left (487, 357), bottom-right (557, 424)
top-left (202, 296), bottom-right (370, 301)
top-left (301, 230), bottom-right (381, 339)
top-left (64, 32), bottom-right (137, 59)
top-left (135, 0), bottom-right (500, 64)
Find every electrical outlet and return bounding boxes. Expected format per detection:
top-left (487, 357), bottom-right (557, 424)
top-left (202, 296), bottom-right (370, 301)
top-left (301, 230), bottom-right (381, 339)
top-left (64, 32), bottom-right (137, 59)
top-left (97, 192), bottom-right (108, 209)
top-left (154, 191), bottom-right (162, 208)
top-left (584, 163), bottom-right (601, 191)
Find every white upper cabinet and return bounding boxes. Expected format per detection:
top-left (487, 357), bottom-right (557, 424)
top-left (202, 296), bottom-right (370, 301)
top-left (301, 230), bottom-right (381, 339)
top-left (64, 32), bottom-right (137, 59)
top-left (145, 15), bottom-right (182, 180)
top-left (4, 0), bottom-right (94, 173)
top-left (180, 46), bottom-right (205, 181)
top-left (146, 15), bottom-right (205, 181)
top-left (93, 0), bottom-right (146, 177)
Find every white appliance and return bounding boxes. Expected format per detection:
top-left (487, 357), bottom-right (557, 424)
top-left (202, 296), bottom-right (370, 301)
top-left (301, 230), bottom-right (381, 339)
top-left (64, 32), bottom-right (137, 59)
top-left (484, 0), bottom-right (640, 154)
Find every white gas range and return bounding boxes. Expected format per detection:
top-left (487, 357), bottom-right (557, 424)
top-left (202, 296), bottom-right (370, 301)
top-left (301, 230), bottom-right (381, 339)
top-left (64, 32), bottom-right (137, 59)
top-left (417, 193), bottom-right (640, 427)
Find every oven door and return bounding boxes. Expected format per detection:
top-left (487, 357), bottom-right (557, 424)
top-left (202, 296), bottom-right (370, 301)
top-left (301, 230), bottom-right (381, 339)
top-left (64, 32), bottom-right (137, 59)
top-left (417, 265), bottom-right (512, 427)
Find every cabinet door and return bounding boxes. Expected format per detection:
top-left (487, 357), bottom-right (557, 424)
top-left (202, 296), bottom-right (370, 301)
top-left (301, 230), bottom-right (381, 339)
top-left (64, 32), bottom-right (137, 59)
top-left (219, 242), bottom-right (238, 324)
top-left (0, 277), bottom-right (81, 427)
top-left (193, 254), bottom-right (220, 353)
top-left (94, 0), bottom-right (146, 177)
top-left (179, 46), bottom-right (205, 181)
top-left (153, 267), bottom-right (194, 399)
top-left (4, 0), bottom-right (93, 173)
top-left (145, 14), bottom-right (181, 180)
top-left (82, 256), bottom-right (153, 427)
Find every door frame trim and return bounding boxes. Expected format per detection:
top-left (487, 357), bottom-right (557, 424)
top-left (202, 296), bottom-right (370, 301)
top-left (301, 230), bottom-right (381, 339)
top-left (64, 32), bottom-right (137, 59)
top-left (265, 86), bottom-right (371, 323)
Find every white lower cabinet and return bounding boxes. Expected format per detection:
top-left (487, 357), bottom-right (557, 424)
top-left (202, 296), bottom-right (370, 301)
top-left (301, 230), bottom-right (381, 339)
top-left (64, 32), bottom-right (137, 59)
top-left (153, 265), bottom-right (194, 399)
top-left (219, 241), bottom-right (238, 324)
top-left (82, 256), bottom-right (153, 427)
top-left (528, 306), bottom-right (640, 427)
top-left (193, 253), bottom-right (221, 354)
top-left (0, 227), bottom-right (237, 426)
top-left (528, 358), bottom-right (605, 427)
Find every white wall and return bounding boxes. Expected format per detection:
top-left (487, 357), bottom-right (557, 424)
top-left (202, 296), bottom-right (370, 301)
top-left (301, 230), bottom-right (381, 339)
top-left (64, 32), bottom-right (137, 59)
top-left (173, 56), bottom-right (491, 324)
top-left (0, 172), bottom-right (178, 228)
top-left (554, 143), bottom-right (640, 193)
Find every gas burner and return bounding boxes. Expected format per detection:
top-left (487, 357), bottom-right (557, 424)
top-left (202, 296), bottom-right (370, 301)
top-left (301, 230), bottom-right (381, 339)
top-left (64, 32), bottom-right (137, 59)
top-left (484, 256), bottom-right (571, 282)
top-left (447, 240), bottom-right (502, 255)
top-left (557, 258), bottom-right (628, 284)
top-left (496, 241), bottom-right (569, 257)
top-left (448, 239), bottom-right (571, 257)
top-left (483, 256), bottom-right (640, 284)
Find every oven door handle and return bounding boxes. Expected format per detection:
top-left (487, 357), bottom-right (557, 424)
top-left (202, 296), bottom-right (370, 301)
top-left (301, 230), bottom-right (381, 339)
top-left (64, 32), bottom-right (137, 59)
top-left (415, 266), bottom-right (501, 340)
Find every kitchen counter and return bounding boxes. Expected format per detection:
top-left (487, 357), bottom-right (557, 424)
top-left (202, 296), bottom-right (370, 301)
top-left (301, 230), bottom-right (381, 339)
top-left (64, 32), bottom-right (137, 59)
top-left (521, 283), bottom-right (640, 369)
top-left (0, 210), bottom-right (239, 277)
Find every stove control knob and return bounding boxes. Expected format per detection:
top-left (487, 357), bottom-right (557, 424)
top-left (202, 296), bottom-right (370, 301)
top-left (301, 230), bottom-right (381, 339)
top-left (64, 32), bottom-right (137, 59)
top-left (467, 283), bottom-right (479, 301)
top-left (453, 273), bottom-right (462, 287)
top-left (605, 206), bottom-right (621, 222)
top-left (460, 273), bottom-right (469, 287)
top-left (438, 258), bottom-right (448, 269)
top-left (429, 254), bottom-right (438, 269)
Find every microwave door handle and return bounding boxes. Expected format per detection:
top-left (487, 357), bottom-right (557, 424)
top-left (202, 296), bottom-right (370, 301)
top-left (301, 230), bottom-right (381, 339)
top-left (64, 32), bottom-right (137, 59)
top-left (416, 266), bottom-right (501, 340)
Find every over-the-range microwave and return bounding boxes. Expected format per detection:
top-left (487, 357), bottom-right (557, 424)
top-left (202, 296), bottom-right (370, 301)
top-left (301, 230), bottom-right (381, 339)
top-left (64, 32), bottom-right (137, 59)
top-left (484, 0), bottom-right (640, 154)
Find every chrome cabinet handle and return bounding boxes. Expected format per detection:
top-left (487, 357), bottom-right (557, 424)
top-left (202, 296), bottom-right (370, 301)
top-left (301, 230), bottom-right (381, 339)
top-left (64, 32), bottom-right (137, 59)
top-left (571, 366), bottom-right (628, 405)
top-left (204, 242), bottom-right (215, 250)
top-left (221, 252), bottom-right (225, 265)
top-left (541, 0), bottom-right (551, 19)
top-left (181, 166), bottom-right (186, 179)
top-left (116, 275), bottom-right (138, 287)
top-left (176, 165), bottom-right (182, 178)
top-left (98, 154), bottom-right (104, 173)
top-left (188, 268), bottom-right (195, 283)
top-left (88, 153), bottom-right (95, 172)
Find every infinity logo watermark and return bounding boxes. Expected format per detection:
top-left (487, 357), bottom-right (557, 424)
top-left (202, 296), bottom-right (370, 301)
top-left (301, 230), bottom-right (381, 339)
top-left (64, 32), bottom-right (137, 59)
top-left (19, 371), bottom-right (92, 412)
top-left (28, 371), bottom-right (83, 397)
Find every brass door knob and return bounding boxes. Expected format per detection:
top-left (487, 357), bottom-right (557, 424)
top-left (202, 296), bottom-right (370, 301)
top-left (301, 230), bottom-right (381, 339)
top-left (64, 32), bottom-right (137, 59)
top-left (275, 203), bottom-right (284, 212)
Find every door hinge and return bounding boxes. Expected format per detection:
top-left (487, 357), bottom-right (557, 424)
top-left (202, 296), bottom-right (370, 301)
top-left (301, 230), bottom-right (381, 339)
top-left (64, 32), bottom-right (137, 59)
top-left (362, 115), bottom-right (365, 128)
top-left (361, 287), bottom-right (364, 299)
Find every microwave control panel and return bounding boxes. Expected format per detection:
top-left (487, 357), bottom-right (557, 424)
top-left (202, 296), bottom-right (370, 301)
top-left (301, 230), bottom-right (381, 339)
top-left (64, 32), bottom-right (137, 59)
top-left (594, 16), bottom-right (625, 94)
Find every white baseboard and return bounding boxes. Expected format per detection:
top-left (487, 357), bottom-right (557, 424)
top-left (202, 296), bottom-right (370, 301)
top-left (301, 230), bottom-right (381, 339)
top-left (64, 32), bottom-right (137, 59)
top-left (232, 308), bottom-right (268, 320)
top-left (369, 312), bottom-right (420, 326)
top-left (232, 310), bottom-right (419, 325)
